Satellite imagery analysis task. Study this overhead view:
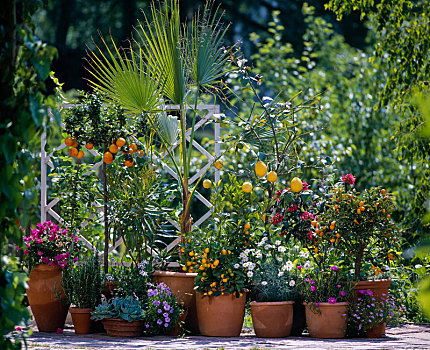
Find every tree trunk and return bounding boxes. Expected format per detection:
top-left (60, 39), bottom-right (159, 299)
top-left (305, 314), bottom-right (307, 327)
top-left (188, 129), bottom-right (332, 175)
top-left (355, 245), bottom-right (365, 279)
top-left (102, 146), bottom-right (109, 273)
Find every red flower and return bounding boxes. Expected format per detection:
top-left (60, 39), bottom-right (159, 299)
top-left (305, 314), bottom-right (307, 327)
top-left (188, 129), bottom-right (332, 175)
top-left (341, 174), bottom-right (356, 185)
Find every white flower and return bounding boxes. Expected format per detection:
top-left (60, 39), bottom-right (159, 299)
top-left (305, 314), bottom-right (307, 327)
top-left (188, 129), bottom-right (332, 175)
top-left (303, 260), bottom-right (312, 269)
top-left (241, 256), bottom-right (248, 263)
top-left (138, 261), bottom-right (148, 268)
top-left (255, 251), bottom-right (262, 258)
top-left (244, 249), bottom-right (251, 255)
top-left (261, 281), bottom-right (268, 286)
top-left (277, 256), bottom-right (283, 262)
top-left (278, 271), bottom-right (284, 277)
top-left (293, 245), bottom-right (300, 251)
top-left (234, 263), bottom-right (240, 269)
top-left (300, 251), bottom-right (310, 258)
top-left (247, 271), bottom-right (254, 278)
top-left (239, 252), bottom-right (245, 258)
top-left (248, 262), bottom-right (256, 270)
top-left (275, 240), bottom-right (281, 246)
top-left (106, 274), bottom-right (114, 281)
top-left (289, 280), bottom-right (296, 287)
top-left (278, 246), bottom-right (286, 253)
top-left (415, 264), bottom-right (423, 269)
top-left (139, 270), bottom-right (148, 277)
top-left (285, 261), bottom-right (294, 271)
top-left (264, 244), bottom-right (271, 251)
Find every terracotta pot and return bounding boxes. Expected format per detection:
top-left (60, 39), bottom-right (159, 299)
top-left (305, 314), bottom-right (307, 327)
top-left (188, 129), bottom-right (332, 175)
top-left (152, 271), bottom-right (199, 334)
top-left (70, 308), bottom-right (93, 334)
top-left (168, 308), bottom-right (189, 337)
top-left (102, 281), bottom-right (117, 301)
top-left (304, 302), bottom-right (348, 339)
top-left (290, 302), bottom-right (306, 336)
top-left (151, 271), bottom-right (197, 308)
top-left (353, 279), bottom-right (391, 301)
top-left (366, 322), bottom-right (386, 338)
top-left (250, 301), bottom-right (294, 338)
top-left (101, 318), bottom-right (144, 337)
top-left (27, 264), bottom-right (69, 332)
top-left (196, 292), bottom-right (246, 337)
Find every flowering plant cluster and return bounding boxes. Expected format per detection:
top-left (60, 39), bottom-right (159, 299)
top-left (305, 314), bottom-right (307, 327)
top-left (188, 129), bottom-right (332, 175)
top-left (144, 283), bottom-right (182, 335)
top-left (320, 176), bottom-right (400, 279)
top-left (298, 265), bottom-right (353, 306)
top-left (20, 221), bottom-right (81, 270)
top-left (348, 290), bottom-right (405, 335)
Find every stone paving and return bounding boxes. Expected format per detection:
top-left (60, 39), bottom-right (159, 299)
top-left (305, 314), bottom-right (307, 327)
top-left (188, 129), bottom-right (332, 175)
top-left (26, 324), bottom-right (430, 350)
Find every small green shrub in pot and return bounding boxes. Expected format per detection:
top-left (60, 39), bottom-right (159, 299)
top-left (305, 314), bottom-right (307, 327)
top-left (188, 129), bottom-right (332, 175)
top-left (62, 252), bottom-right (102, 309)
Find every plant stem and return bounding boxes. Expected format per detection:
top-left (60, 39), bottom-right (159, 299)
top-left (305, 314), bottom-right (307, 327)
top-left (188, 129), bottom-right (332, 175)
top-left (103, 143), bottom-right (109, 273)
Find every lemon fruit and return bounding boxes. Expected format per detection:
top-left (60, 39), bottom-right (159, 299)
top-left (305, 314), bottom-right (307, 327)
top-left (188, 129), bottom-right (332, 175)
top-left (242, 182), bottom-right (253, 193)
top-left (255, 160), bottom-right (267, 177)
top-left (290, 177), bottom-right (303, 192)
top-left (203, 179), bottom-right (212, 189)
top-left (267, 171), bottom-right (278, 183)
top-left (214, 160), bottom-right (223, 169)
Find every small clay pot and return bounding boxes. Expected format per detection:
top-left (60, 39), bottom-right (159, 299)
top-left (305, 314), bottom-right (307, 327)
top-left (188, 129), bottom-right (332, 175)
top-left (102, 318), bottom-right (144, 337)
top-left (304, 302), bottom-right (348, 339)
top-left (250, 301), bottom-right (294, 338)
top-left (353, 279), bottom-right (391, 301)
top-left (168, 308), bottom-right (189, 336)
top-left (366, 322), bottom-right (386, 338)
top-left (196, 292), bottom-right (246, 337)
top-left (70, 308), bottom-right (94, 334)
top-left (27, 264), bottom-right (69, 332)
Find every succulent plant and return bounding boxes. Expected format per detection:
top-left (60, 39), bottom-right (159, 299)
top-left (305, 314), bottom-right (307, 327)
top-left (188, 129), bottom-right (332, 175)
top-left (91, 296), bottom-right (144, 322)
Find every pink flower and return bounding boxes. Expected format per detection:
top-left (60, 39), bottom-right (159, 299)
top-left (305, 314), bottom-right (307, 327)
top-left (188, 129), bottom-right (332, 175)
top-left (297, 265), bottom-right (302, 270)
top-left (367, 290), bottom-right (373, 296)
top-left (24, 250), bottom-right (29, 255)
top-left (340, 291), bottom-right (346, 297)
top-left (37, 251), bottom-right (43, 256)
top-left (310, 286), bottom-right (316, 292)
top-left (73, 257), bottom-right (78, 262)
top-left (56, 328), bottom-right (63, 334)
top-left (328, 297), bottom-right (337, 304)
top-left (330, 266), bottom-right (338, 271)
top-left (271, 213), bottom-right (284, 226)
top-left (15, 326), bottom-right (22, 331)
top-left (341, 174), bottom-right (356, 186)
top-left (302, 181), bottom-right (309, 191)
top-left (276, 190), bottom-right (282, 197)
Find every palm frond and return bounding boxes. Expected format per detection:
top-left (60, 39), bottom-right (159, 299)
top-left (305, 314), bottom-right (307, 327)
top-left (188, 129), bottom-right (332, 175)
top-left (136, 0), bottom-right (186, 105)
top-left (86, 36), bottom-right (161, 114)
top-left (152, 110), bottom-right (179, 146)
top-left (186, 2), bottom-right (230, 88)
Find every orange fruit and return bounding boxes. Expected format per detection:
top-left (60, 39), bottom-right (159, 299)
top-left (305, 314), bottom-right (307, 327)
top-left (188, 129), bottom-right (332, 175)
top-left (381, 189), bottom-right (386, 195)
top-left (65, 137), bottom-right (74, 147)
top-left (244, 222), bottom-right (251, 230)
top-left (221, 249), bottom-right (227, 255)
top-left (116, 138), bottom-right (126, 147)
top-left (69, 147), bottom-right (78, 157)
top-left (109, 144), bottom-right (119, 154)
top-left (125, 159), bottom-right (134, 167)
top-left (129, 143), bottom-right (138, 152)
top-left (77, 150), bottom-right (84, 159)
top-left (85, 143), bottom-right (93, 150)
top-left (103, 152), bottom-right (114, 164)
top-left (72, 141), bottom-right (78, 148)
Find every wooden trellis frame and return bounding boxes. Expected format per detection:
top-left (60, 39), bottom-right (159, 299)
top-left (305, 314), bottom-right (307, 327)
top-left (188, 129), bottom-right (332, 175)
top-left (41, 104), bottom-right (221, 266)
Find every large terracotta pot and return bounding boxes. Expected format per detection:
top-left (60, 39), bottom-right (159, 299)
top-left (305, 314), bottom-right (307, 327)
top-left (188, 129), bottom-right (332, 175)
top-left (27, 264), bottom-right (69, 332)
top-left (304, 302), bottom-right (348, 339)
top-left (353, 279), bottom-right (391, 301)
top-left (152, 271), bottom-right (199, 334)
top-left (290, 302), bottom-right (306, 336)
top-left (196, 292), bottom-right (246, 337)
top-left (366, 322), bottom-right (386, 338)
top-left (250, 301), bottom-right (294, 338)
top-left (70, 308), bottom-right (93, 334)
top-left (168, 308), bottom-right (189, 337)
top-left (102, 318), bottom-right (144, 337)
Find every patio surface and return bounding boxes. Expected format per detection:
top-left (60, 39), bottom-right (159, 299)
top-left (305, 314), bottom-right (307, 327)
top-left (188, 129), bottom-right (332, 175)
top-left (26, 324), bottom-right (430, 350)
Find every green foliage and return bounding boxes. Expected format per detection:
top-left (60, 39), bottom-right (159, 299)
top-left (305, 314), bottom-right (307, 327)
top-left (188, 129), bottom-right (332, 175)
top-left (250, 259), bottom-right (298, 302)
top-left (62, 253), bottom-right (102, 308)
top-left (91, 296), bottom-right (144, 321)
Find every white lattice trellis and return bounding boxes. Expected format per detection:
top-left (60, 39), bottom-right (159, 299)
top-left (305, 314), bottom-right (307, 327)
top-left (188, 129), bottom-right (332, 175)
top-left (41, 104), bottom-right (221, 266)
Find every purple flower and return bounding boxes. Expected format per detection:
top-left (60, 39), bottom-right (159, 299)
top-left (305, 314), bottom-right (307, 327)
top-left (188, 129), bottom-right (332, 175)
top-left (328, 297), bottom-right (336, 304)
top-left (163, 312), bottom-right (169, 318)
top-left (305, 278), bottom-right (310, 282)
top-left (358, 290), bottom-right (366, 294)
top-left (166, 290), bottom-right (171, 296)
top-left (170, 308), bottom-right (173, 313)
top-left (165, 317), bottom-right (170, 323)
top-left (337, 285), bottom-right (341, 288)
top-left (330, 266), bottom-right (338, 271)
top-left (157, 319), bottom-right (162, 325)
top-left (164, 304), bottom-right (170, 311)
top-left (367, 290), bottom-right (373, 296)
top-left (340, 291), bottom-right (346, 297)
top-left (310, 286), bottom-right (316, 292)
top-left (314, 303), bottom-right (320, 306)
top-left (145, 324), bottom-right (149, 328)
top-left (164, 323), bottom-right (169, 328)
top-left (153, 300), bottom-right (160, 306)
top-left (157, 309), bottom-right (162, 313)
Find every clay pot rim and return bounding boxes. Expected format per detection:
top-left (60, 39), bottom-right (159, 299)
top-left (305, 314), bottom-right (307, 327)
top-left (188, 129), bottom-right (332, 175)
top-left (250, 300), bottom-right (294, 306)
top-left (32, 264), bottom-right (63, 271)
top-left (196, 291), bottom-right (247, 298)
top-left (354, 278), bottom-right (392, 284)
top-left (69, 307), bottom-right (94, 313)
top-left (303, 302), bottom-right (349, 307)
top-left (152, 270), bottom-right (197, 278)
top-left (102, 318), bottom-right (144, 323)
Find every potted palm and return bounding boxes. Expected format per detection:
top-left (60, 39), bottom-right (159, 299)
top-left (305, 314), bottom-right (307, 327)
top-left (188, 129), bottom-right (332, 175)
top-left (62, 253), bottom-right (102, 334)
top-left (20, 220), bottom-right (81, 332)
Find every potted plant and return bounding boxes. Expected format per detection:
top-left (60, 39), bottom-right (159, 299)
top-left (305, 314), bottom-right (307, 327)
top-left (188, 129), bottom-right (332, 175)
top-left (20, 220), bottom-right (81, 332)
top-left (320, 174), bottom-right (400, 298)
top-left (248, 259), bottom-right (298, 338)
top-left (91, 296), bottom-right (145, 337)
top-left (299, 265), bottom-right (353, 339)
top-left (143, 282), bottom-right (183, 336)
top-left (62, 253), bottom-right (102, 334)
top-left (348, 290), bottom-right (405, 338)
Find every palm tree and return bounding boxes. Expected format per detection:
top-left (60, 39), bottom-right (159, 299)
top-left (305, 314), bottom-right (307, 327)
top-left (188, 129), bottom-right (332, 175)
top-left (85, 0), bottom-right (230, 235)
